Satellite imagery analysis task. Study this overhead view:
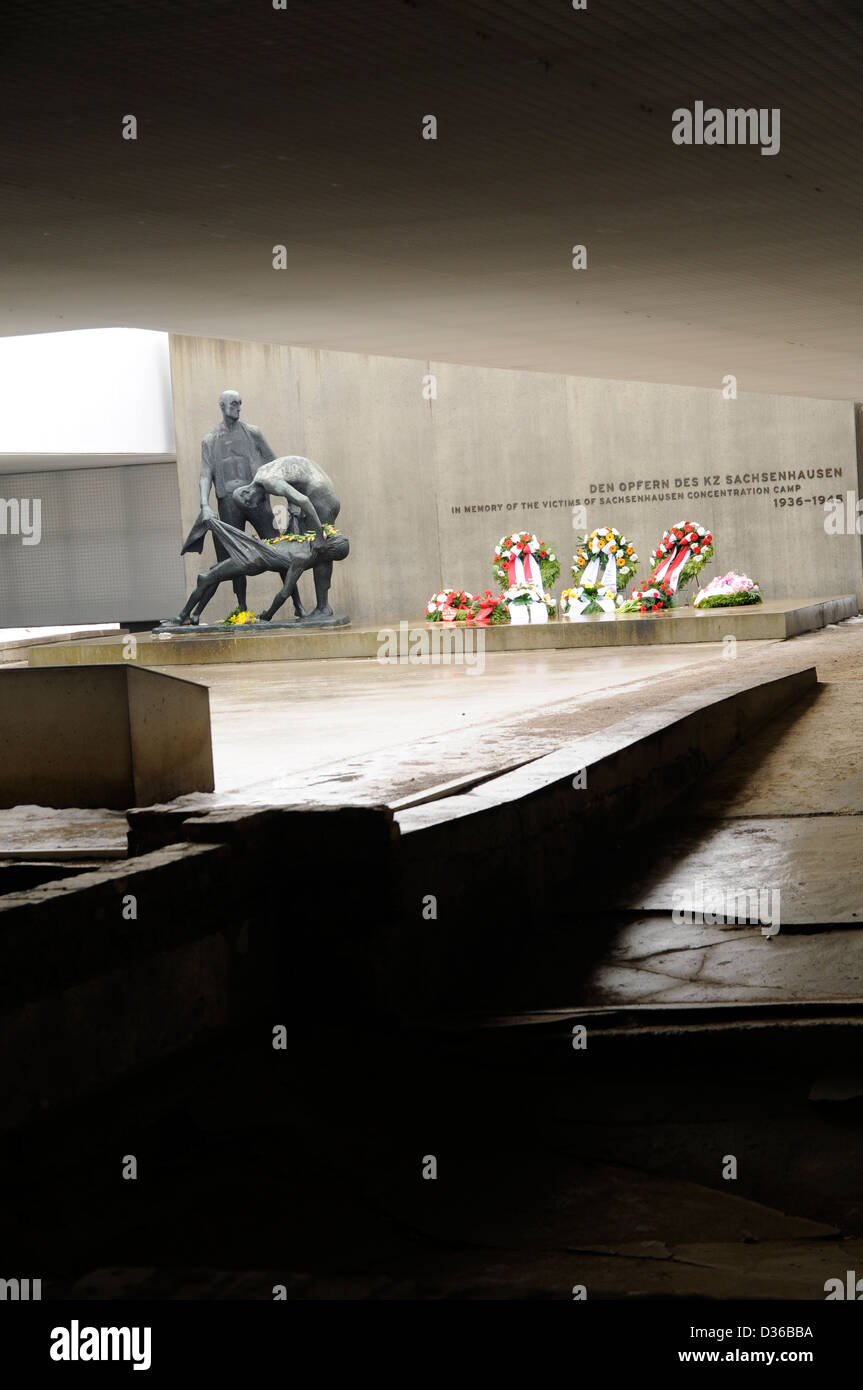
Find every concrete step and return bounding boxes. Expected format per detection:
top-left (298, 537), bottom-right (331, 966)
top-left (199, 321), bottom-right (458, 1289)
top-left (42, 1239), bottom-right (863, 1299)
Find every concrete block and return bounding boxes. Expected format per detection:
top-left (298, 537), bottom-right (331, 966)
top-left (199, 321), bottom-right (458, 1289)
top-left (0, 664), bottom-right (213, 809)
top-left (0, 803), bottom-right (398, 1126)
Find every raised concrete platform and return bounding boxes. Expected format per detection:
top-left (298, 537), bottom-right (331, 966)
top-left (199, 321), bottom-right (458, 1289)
top-left (0, 624), bottom-right (120, 665)
top-left (26, 595), bottom-right (856, 667)
top-left (0, 665), bottom-right (214, 809)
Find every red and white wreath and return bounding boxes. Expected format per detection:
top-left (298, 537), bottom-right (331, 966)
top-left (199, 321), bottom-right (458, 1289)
top-left (649, 520), bottom-right (714, 592)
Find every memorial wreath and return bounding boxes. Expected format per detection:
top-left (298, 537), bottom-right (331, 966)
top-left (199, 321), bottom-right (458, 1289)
top-left (561, 583), bottom-right (618, 617)
top-left (425, 588), bottom-right (476, 622)
top-left (692, 573), bottom-right (762, 608)
top-left (504, 582), bottom-right (557, 624)
top-left (571, 527), bottom-right (638, 593)
top-left (470, 590), bottom-right (510, 624)
top-left (619, 579), bottom-right (675, 614)
top-left (492, 532), bottom-right (560, 590)
top-left (648, 520), bottom-right (714, 592)
top-left (505, 583), bottom-right (557, 613)
top-left (261, 522), bottom-right (341, 546)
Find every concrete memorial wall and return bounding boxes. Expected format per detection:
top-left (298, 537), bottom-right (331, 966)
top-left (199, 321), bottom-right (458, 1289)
top-left (169, 334), bottom-right (863, 625)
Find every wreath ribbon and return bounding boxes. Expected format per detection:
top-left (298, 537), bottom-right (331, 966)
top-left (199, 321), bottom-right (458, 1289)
top-left (579, 552), bottom-right (620, 588)
top-left (580, 555), bottom-right (601, 586)
top-left (650, 544), bottom-right (690, 592)
top-left (472, 601), bottom-right (495, 624)
top-left (568, 553), bottom-right (619, 615)
top-left (506, 552), bottom-right (539, 586)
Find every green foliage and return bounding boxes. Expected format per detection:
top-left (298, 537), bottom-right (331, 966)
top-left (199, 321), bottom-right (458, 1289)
top-left (694, 588), bottom-right (762, 609)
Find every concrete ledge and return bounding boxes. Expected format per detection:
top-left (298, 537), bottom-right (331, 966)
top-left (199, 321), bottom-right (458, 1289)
top-left (26, 596), bottom-right (857, 667)
top-left (442, 1004), bottom-right (863, 1074)
top-left (382, 665), bottom-right (818, 1014)
top-left (396, 666), bottom-right (816, 839)
top-left (0, 804), bottom-right (398, 1128)
top-left (0, 664), bottom-right (214, 808)
top-left (0, 625), bottom-right (121, 665)
top-left (0, 840), bottom-right (240, 1128)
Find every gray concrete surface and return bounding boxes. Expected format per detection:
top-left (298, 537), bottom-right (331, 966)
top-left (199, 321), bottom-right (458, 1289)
top-left (6, 614), bottom-right (863, 846)
top-left (149, 640), bottom-right (765, 807)
top-left (581, 915), bottom-right (863, 1006)
top-left (698, 681), bottom-right (863, 818)
top-left (613, 817), bottom-right (863, 925)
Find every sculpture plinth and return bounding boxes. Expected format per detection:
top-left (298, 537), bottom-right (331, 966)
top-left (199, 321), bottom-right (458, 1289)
top-left (153, 613), bottom-right (351, 635)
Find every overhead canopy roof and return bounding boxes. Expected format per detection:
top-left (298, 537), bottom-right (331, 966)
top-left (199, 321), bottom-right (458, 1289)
top-left (3, 0), bottom-right (862, 398)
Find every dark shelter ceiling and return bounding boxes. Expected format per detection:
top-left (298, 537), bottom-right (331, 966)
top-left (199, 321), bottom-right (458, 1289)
top-left (2, 0), bottom-right (862, 397)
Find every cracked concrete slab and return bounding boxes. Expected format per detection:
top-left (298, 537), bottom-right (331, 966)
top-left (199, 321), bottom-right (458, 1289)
top-left (612, 816), bottom-right (863, 924)
top-left (580, 915), bottom-right (863, 1007)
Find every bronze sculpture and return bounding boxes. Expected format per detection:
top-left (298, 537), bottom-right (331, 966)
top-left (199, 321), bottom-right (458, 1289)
top-left (180, 390), bottom-right (304, 617)
top-left (168, 517), bottom-right (349, 627)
